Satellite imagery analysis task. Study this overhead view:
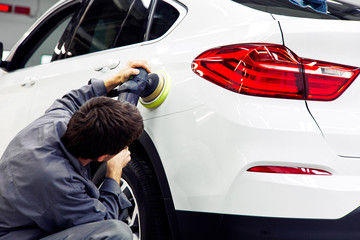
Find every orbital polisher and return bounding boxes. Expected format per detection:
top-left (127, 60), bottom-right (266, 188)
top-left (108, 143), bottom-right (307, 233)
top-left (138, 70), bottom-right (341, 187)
top-left (117, 68), bottom-right (171, 108)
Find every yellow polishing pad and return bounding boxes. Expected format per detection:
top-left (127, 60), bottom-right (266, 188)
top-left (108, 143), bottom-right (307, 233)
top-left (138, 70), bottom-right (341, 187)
top-left (140, 71), bottom-right (171, 108)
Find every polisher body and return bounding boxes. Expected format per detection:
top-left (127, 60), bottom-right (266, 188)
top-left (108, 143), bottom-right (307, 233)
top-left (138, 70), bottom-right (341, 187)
top-left (117, 68), bottom-right (170, 108)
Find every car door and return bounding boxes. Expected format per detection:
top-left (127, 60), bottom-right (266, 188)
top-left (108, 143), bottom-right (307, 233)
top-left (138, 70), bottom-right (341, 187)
top-left (31, 0), bottom-right (154, 118)
top-left (0, 0), bottom-right (80, 154)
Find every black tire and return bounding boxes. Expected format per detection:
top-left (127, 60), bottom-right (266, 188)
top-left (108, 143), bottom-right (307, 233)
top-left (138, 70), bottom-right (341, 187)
top-left (92, 153), bottom-right (171, 240)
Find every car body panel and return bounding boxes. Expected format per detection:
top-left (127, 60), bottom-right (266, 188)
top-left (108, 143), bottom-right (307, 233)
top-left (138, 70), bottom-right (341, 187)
top-left (135, 0), bottom-right (359, 219)
top-left (276, 15), bottom-right (360, 158)
top-left (0, 67), bottom-right (37, 151)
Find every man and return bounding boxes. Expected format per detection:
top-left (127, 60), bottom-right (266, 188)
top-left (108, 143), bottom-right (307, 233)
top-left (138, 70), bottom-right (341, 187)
top-left (0, 60), bottom-right (151, 239)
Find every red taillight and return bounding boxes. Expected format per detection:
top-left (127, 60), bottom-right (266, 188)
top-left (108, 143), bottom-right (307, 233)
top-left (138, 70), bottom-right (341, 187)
top-left (0, 3), bottom-right (12, 13)
top-left (302, 58), bottom-right (359, 100)
top-left (14, 5), bottom-right (30, 15)
top-left (192, 43), bottom-right (360, 101)
top-left (247, 166), bottom-right (331, 175)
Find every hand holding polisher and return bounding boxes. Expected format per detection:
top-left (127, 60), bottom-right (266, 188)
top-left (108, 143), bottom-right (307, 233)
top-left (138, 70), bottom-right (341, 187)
top-left (117, 68), bottom-right (171, 108)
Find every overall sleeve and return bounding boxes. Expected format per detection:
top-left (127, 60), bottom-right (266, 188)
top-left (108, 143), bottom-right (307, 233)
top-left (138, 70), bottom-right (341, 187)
top-left (46, 78), bottom-right (107, 115)
top-left (99, 178), bottom-right (132, 220)
top-left (32, 171), bottom-right (131, 233)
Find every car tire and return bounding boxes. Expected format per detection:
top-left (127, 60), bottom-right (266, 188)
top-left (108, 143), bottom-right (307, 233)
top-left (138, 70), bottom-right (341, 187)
top-left (92, 153), bottom-right (171, 240)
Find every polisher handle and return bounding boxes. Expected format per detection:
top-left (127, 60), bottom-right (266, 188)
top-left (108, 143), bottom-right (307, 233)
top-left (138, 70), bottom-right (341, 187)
top-left (130, 67), bottom-right (148, 84)
top-left (117, 68), bottom-right (148, 105)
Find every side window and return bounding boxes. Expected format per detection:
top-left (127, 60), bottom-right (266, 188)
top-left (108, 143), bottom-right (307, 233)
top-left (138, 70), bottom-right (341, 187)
top-left (25, 16), bottom-right (72, 68)
top-left (7, 2), bottom-right (80, 71)
top-left (113, 0), bottom-right (151, 47)
top-left (67, 0), bottom-right (151, 58)
top-left (148, 0), bottom-right (180, 41)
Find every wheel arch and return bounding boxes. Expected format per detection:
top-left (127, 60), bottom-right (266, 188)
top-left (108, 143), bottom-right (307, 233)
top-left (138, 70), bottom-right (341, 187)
top-left (130, 130), bottom-right (181, 240)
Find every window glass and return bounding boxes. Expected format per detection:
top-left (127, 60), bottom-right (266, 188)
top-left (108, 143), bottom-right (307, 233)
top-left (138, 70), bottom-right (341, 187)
top-left (148, 0), bottom-right (179, 40)
top-left (67, 0), bottom-right (134, 57)
top-left (25, 16), bottom-right (72, 68)
top-left (7, 2), bottom-right (79, 71)
top-left (232, 0), bottom-right (360, 20)
top-left (113, 0), bottom-right (152, 47)
top-left (67, 0), bottom-right (152, 57)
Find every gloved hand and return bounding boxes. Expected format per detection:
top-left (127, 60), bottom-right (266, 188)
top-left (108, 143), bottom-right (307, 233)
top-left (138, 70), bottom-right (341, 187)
top-left (289, 0), bottom-right (327, 14)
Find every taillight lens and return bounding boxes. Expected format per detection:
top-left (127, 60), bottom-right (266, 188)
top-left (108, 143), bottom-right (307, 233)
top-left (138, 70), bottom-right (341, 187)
top-left (0, 4), bottom-right (12, 13)
top-left (247, 166), bottom-right (331, 175)
top-left (14, 6), bottom-right (30, 15)
top-left (192, 43), bottom-right (360, 101)
top-left (302, 58), bottom-right (359, 100)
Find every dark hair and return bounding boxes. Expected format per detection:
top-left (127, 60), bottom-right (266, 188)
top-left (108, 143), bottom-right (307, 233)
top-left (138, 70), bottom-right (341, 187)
top-left (61, 97), bottom-right (143, 159)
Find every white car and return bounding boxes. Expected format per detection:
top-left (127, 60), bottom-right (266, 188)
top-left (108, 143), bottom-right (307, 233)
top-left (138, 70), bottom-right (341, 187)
top-left (1, 0), bottom-right (360, 239)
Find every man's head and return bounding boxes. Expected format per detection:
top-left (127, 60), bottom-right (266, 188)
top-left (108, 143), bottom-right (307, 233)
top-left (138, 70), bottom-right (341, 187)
top-left (61, 96), bottom-right (143, 159)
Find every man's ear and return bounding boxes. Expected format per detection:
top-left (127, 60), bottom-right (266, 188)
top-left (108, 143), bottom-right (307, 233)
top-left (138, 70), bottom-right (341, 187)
top-left (97, 154), bottom-right (108, 162)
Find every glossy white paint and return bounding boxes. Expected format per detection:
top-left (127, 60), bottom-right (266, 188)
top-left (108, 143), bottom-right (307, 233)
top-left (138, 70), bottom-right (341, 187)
top-left (276, 15), bottom-right (360, 158)
top-left (1, 0), bottom-right (360, 222)
top-left (137, 0), bottom-right (354, 218)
